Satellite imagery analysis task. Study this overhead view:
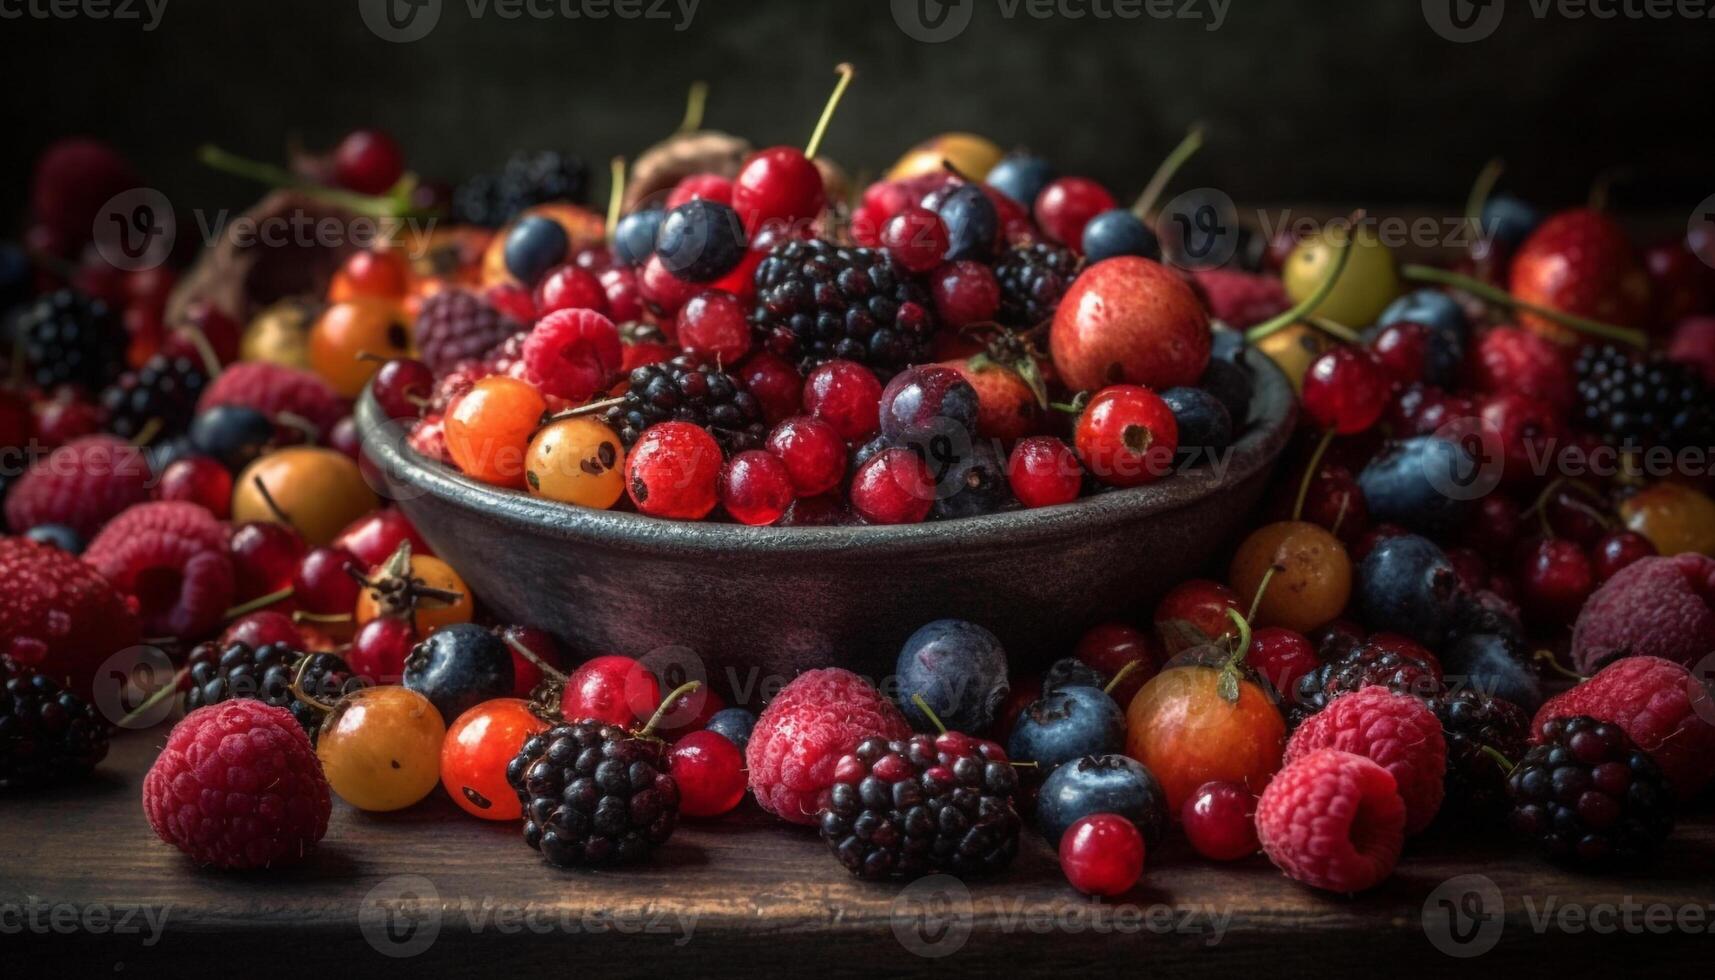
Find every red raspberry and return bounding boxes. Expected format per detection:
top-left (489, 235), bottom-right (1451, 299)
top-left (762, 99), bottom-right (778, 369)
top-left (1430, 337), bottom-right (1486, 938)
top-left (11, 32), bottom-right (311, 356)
top-left (1571, 554), bottom-right (1715, 674)
top-left (1190, 268), bottom-right (1290, 329)
top-left (84, 502), bottom-right (235, 639)
top-left (0, 535), bottom-right (141, 698)
top-left (1255, 748), bottom-right (1406, 893)
top-left (407, 414), bottom-right (452, 465)
top-left (521, 308), bottom-right (623, 401)
top-left (1285, 686), bottom-right (1447, 835)
top-left (4, 434), bottom-right (153, 540)
top-left (415, 287), bottom-right (523, 375)
top-left (197, 361), bottom-right (347, 439)
top-left (143, 700), bottom-right (331, 869)
top-left (1468, 326), bottom-right (1575, 417)
top-left (1531, 656), bottom-right (1715, 800)
top-left (746, 668), bottom-right (911, 825)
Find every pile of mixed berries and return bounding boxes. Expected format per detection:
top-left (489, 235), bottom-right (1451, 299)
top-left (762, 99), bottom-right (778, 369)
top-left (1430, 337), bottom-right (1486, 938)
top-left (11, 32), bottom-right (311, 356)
top-left (3, 68), bottom-right (1715, 899)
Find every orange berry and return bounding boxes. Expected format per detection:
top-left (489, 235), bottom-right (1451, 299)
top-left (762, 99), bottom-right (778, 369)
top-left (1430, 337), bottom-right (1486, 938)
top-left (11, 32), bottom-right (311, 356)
top-left (355, 553), bottom-right (474, 633)
top-left (310, 298), bottom-right (413, 397)
top-left (231, 447), bottom-right (379, 547)
top-left (1125, 662), bottom-right (1286, 812)
top-left (524, 417), bottom-right (626, 508)
top-left (440, 698), bottom-right (548, 820)
top-left (1228, 521), bottom-right (1352, 633)
top-left (444, 376), bottom-right (546, 488)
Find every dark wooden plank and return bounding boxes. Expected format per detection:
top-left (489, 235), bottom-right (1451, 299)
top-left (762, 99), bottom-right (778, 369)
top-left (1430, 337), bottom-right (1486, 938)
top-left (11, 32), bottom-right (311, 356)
top-left (2, 735), bottom-right (1710, 977)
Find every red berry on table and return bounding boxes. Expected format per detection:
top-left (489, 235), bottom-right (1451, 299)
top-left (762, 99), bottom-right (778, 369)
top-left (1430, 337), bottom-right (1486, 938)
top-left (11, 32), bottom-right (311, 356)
top-left (677, 290), bottom-right (753, 364)
top-left (802, 359), bottom-right (882, 442)
top-left (1058, 813), bottom-right (1145, 897)
top-left (669, 729), bottom-right (748, 818)
top-left (1074, 384), bottom-right (1179, 488)
top-left (735, 351), bottom-right (804, 425)
top-left (1591, 530), bottom-right (1656, 583)
top-left (229, 521), bottom-right (307, 601)
top-left (559, 655), bottom-right (659, 728)
top-left (521, 308), bottom-right (622, 402)
top-left (1034, 177), bottom-right (1116, 250)
top-left (440, 697), bottom-right (548, 821)
top-left (1302, 347), bottom-right (1390, 434)
top-left (495, 624), bottom-right (566, 698)
top-left (849, 447), bottom-right (934, 525)
top-left (533, 263), bottom-right (610, 317)
top-left (880, 206), bottom-right (950, 273)
top-left (347, 615), bottom-right (417, 684)
top-left (293, 546), bottom-right (361, 617)
top-left (1255, 749), bottom-right (1404, 893)
top-left (930, 260), bottom-right (1001, 328)
top-left (445, 375), bottom-right (547, 489)
top-left (370, 357), bottom-right (433, 420)
top-left (626, 421), bottom-right (723, 519)
top-left (156, 456), bottom-right (233, 518)
top-left (720, 449), bottom-right (796, 526)
top-left (1181, 780), bottom-right (1259, 861)
top-left (1007, 435), bottom-right (1083, 509)
top-left (1366, 321), bottom-right (1434, 387)
top-left (1518, 537), bottom-right (1596, 625)
top-left (332, 128), bottom-right (406, 195)
top-left (639, 253), bottom-right (699, 317)
top-left (766, 415), bottom-right (846, 497)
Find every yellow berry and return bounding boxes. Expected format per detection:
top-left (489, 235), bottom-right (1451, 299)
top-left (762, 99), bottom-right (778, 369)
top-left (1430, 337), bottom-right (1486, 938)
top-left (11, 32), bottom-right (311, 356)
top-left (1282, 226), bottom-right (1400, 329)
top-left (317, 686), bottom-right (446, 812)
top-left (524, 417), bottom-right (627, 509)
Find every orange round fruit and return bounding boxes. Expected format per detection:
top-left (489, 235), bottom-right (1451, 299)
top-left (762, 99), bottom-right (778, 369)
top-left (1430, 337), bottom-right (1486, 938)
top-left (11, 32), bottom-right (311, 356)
top-left (1620, 481), bottom-right (1715, 556)
top-left (444, 376), bottom-right (546, 489)
top-left (328, 249), bottom-right (411, 302)
top-left (231, 447), bottom-right (379, 547)
top-left (1125, 656), bottom-right (1286, 812)
top-left (310, 298), bottom-right (413, 397)
top-left (440, 698), bottom-right (548, 820)
top-left (355, 552), bottom-right (474, 633)
top-left (524, 416), bottom-right (626, 508)
top-left (1228, 520), bottom-right (1352, 633)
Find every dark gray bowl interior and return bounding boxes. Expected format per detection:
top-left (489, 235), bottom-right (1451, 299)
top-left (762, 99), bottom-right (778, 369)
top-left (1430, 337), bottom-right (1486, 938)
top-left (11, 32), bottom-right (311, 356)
top-left (357, 349), bottom-right (1297, 699)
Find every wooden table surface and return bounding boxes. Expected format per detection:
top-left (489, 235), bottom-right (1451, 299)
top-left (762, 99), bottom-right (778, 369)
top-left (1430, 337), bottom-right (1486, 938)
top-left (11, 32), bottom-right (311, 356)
top-left (3, 734), bottom-right (1710, 978)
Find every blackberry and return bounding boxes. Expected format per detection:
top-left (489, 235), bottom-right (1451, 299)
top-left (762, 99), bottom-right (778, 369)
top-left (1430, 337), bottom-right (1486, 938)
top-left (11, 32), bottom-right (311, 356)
top-left (0, 656), bottom-right (110, 790)
top-left (99, 354), bottom-right (208, 443)
top-left (453, 150), bottom-right (590, 228)
top-left (1507, 714), bottom-right (1674, 867)
top-left (415, 288), bottom-right (523, 375)
top-left (505, 720), bottom-right (678, 867)
top-left (600, 352), bottom-right (765, 453)
top-left (818, 732), bottom-right (1021, 880)
top-left (14, 289), bottom-right (127, 392)
top-left (1433, 688), bottom-right (1529, 824)
top-left (1290, 640), bottom-right (1442, 725)
top-left (993, 243), bottom-right (1080, 328)
top-left (183, 641), bottom-right (360, 740)
top-left (1574, 344), bottom-right (1715, 452)
top-left (750, 239), bottom-right (935, 378)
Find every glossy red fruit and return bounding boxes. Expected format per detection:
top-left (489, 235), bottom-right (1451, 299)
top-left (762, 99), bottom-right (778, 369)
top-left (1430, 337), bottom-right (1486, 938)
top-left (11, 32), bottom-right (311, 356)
top-left (222, 610), bottom-right (302, 649)
top-left (1059, 813), bottom-right (1145, 896)
top-left (732, 147), bottom-right (825, 235)
top-left (534, 263), bottom-right (610, 317)
top-left (677, 290), bottom-right (752, 364)
top-left (1153, 580), bottom-right (1242, 651)
top-left (1074, 622), bottom-right (1159, 706)
top-left (930, 260), bottom-right (1001, 328)
top-left (1050, 257), bottom-right (1211, 392)
top-left (881, 206), bottom-right (950, 273)
top-left (347, 615), bottom-right (417, 684)
top-left (156, 456), bottom-right (233, 518)
top-left (1181, 780), bottom-right (1259, 861)
top-left (849, 447), bottom-right (934, 525)
top-left (559, 655), bottom-right (659, 727)
top-left (1644, 240), bottom-right (1710, 326)
top-left (1074, 384), bottom-right (1178, 488)
top-left (1517, 537), bottom-right (1595, 625)
top-left (1479, 392), bottom-right (1562, 486)
top-left (1246, 627), bottom-right (1317, 699)
top-left (669, 729), bottom-right (747, 817)
top-left (440, 698), bottom-right (549, 820)
top-left (1469, 326), bottom-right (1575, 416)
top-left (496, 625), bottom-right (567, 698)
top-left (1591, 530), bottom-right (1656, 583)
top-left (332, 129), bottom-right (406, 195)
top-left (1459, 493), bottom-right (1524, 561)
top-left (228, 521), bottom-right (307, 600)
top-left (625, 422), bottom-right (723, 520)
top-left (371, 357), bottom-right (433, 420)
top-left (652, 684), bottom-right (726, 741)
top-left (667, 174), bottom-right (733, 209)
top-left (720, 450), bottom-right (795, 526)
top-left (1367, 321), bottom-right (1434, 387)
top-left (294, 547), bottom-right (361, 616)
top-left (1034, 177), bottom-right (1116, 250)
top-left (1302, 348), bottom-right (1390, 434)
top-left (1007, 436), bottom-right (1083, 508)
top-left (1509, 209), bottom-right (1649, 344)
top-left (333, 509), bottom-right (431, 569)
top-left (733, 351), bottom-right (803, 425)
top-left (639, 253), bottom-right (700, 317)
top-left (766, 416), bottom-right (845, 496)
top-left (599, 266), bottom-right (643, 322)
top-left (802, 359), bottom-right (882, 441)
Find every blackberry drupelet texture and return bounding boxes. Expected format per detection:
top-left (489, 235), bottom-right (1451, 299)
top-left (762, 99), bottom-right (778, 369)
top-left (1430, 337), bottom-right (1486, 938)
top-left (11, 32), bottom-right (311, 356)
top-left (750, 239), bottom-right (935, 378)
top-left (183, 641), bottom-right (359, 740)
top-left (100, 354), bottom-right (208, 442)
top-left (15, 290), bottom-right (127, 391)
top-left (1574, 344), bottom-right (1715, 451)
top-left (453, 150), bottom-right (590, 228)
top-left (505, 719), bottom-right (679, 868)
top-left (1507, 714), bottom-right (1674, 868)
top-left (1291, 641), bottom-right (1441, 725)
top-left (1433, 688), bottom-right (1529, 824)
top-left (993, 243), bottom-right (1080, 328)
top-left (0, 656), bottom-right (110, 790)
top-left (600, 352), bottom-right (765, 453)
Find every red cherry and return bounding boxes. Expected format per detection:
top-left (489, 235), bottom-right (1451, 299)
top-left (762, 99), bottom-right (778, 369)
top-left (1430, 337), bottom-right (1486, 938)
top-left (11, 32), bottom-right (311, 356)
top-left (32, 394), bottom-right (103, 447)
top-left (651, 684), bottom-right (726, 741)
top-left (720, 450), bottom-right (796, 526)
top-left (677, 290), bottom-right (752, 364)
top-left (1181, 780), bottom-right (1259, 861)
top-left (156, 456), bottom-right (233, 519)
top-left (1074, 385), bottom-right (1178, 488)
top-left (1007, 436), bottom-right (1083, 509)
top-left (625, 422), bottom-right (723, 520)
top-left (849, 447), bottom-right (934, 525)
top-left (1591, 530), bottom-right (1656, 583)
top-left (371, 357), bottom-right (433, 420)
top-left (929, 260), bottom-right (1000, 328)
top-left (1367, 321), bottom-right (1434, 387)
top-left (666, 174), bottom-right (733, 209)
top-left (348, 615), bottom-right (417, 685)
top-left (534, 264), bottom-right (610, 317)
top-left (1074, 622), bottom-right (1159, 706)
top-left (1154, 579), bottom-right (1242, 649)
top-left (221, 610), bottom-right (302, 649)
top-left (668, 730), bottom-right (747, 817)
top-left (766, 415), bottom-right (845, 496)
top-left (1247, 627), bottom-right (1317, 697)
top-left (1034, 177), bottom-right (1116, 250)
top-left (639, 253), bottom-right (699, 318)
top-left (334, 509), bottom-right (431, 569)
top-left (735, 350), bottom-right (804, 425)
top-left (228, 521), bottom-right (307, 601)
top-left (802, 359), bottom-right (882, 441)
top-left (732, 147), bottom-right (825, 236)
top-left (1058, 813), bottom-right (1145, 896)
top-left (560, 655), bottom-right (659, 727)
top-left (1517, 537), bottom-right (1595, 626)
top-left (1302, 348), bottom-right (1390, 434)
top-left (599, 266), bottom-right (643, 322)
top-left (294, 547), bottom-right (361, 616)
top-left (496, 624), bottom-right (567, 698)
top-left (880, 206), bottom-right (950, 273)
top-left (332, 128), bottom-right (406, 196)
top-left (1543, 485), bottom-right (1610, 548)
top-left (486, 281), bottom-right (538, 324)
top-left (1480, 392), bottom-right (1562, 486)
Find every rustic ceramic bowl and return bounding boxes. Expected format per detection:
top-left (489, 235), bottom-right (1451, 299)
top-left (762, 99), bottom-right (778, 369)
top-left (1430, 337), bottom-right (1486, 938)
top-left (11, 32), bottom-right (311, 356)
top-left (356, 349), bottom-right (1296, 697)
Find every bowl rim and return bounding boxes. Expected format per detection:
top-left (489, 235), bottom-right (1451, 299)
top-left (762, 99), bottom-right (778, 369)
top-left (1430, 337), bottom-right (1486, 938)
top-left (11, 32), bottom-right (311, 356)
top-left (355, 347), bottom-right (1298, 557)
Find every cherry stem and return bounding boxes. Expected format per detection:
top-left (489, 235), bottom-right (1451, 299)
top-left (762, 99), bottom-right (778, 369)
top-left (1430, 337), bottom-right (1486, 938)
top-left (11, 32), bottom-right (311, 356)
top-left (1245, 564), bottom-right (1282, 625)
top-left (545, 396), bottom-right (627, 423)
top-left (117, 666), bottom-right (189, 729)
top-left (1245, 211), bottom-right (1364, 343)
top-left (129, 418), bottom-right (163, 448)
top-left (1305, 316), bottom-right (1363, 345)
top-left (910, 694), bottom-right (949, 735)
top-left (289, 654), bottom-right (338, 716)
top-left (293, 611), bottom-right (353, 624)
top-left (678, 80), bottom-right (709, 134)
top-left (1464, 157), bottom-right (1505, 227)
top-left (179, 321), bottom-right (225, 379)
top-left (639, 680), bottom-right (702, 739)
top-left (1223, 607), bottom-right (1253, 665)
top-left (605, 156), bottom-right (626, 245)
top-left (502, 633), bottom-right (570, 684)
top-left (1130, 123), bottom-right (1206, 220)
top-left (1532, 649), bottom-right (1586, 683)
top-left (803, 63), bottom-right (856, 160)
top-left (197, 145), bottom-right (433, 219)
top-left (1399, 264), bottom-right (1647, 349)
top-left (224, 586), bottom-right (294, 620)
top-left (251, 475), bottom-right (295, 529)
top-left (275, 411), bottom-right (319, 444)
top-left (1103, 660), bottom-right (1142, 697)
top-left (1329, 494), bottom-right (1352, 540)
top-left (1478, 744), bottom-right (1516, 775)
top-left (1292, 429), bottom-right (1336, 523)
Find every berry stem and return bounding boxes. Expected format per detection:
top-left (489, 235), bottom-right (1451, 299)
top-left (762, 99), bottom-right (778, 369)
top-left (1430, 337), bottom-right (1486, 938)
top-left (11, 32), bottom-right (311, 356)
top-left (178, 320), bottom-right (225, 379)
top-left (1292, 429), bottom-right (1336, 523)
top-left (129, 418), bottom-right (163, 448)
top-left (910, 694), bottom-right (949, 734)
top-left (1463, 157), bottom-right (1505, 228)
top-left (1399, 263), bottom-right (1648, 349)
top-left (803, 63), bottom-right (856, 160)
top-left (1328, 493), bottom-right (1352, 539)
top-left (545, 395), bottom-right (628, 423)
top-left (1478, 744), bottom-right (1516, 775)
top-left (604, 156), bottom-right (626, 245)
top-left (293, 611), bottom-right (353, 624)
top-left (197, 145), bottom-right (435, 219)
top-left (289, 654), bottom-right (338, 715)
top-left (1245, 563), bottom-right (1282, 625)
top-left (1102, 660), bottom-right (1142, 697)
top-left (116, 665), bottom-right (188, 729)
top-left (1532, 649), bottom-right (1587, 683)
top-left (639, 680), bottom-right (702, 739)
top-left (274, 411), bottom-right (319, 444)
top-left (677, 80), bottom-right (709, 134)
top-left (224, 586), bottom-right (294, 620)
top-left (1244, 211), bottom-right (1363, 343)
top-left (1129, 123), bottom-right (1206, 220)
top-left (1305, 316), bottom-right (1363, 345)
top-left (251, 475), bottom-right (295, 530)
top-left (502, 632), bottom-right (570, 683)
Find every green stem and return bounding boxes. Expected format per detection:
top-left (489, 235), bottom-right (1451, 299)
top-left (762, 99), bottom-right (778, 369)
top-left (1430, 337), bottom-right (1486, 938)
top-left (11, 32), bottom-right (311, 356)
top-left (198, 145), bottom-right (435, 220)
top-left (1102, 660), bottom-right (1142, 697)
top-left (1464, 157), bottom-right (1504, 228)
top-left (1292, 429), bottom-right (1336, 523)
top-left (1400, 264), bottom-right (1648, 349)
top-left (1130, 123), bottom-right (1206, 220)
top-left (677, 80), bottom-right (709, 134)
top-left (1305, 316), bottom-right (1363, 345)
top-left (117, 666), bottom-right (188, 729)
top-left (224, 586), bottom-right (294, 620)
top-left (1245, 215), bottom-right (1361, 343)
top-left (1245, 564), bottom-right (1281, 625)
top-left (1478, 744), bottom-right (1516, 775)
top-left (803, 63), bottom-right (855, 160)
top-left (640, 680), bottom-right (702, 738)
top-left (604, 156), bottom-right (626, 245)
top-left (910, 694), bottom-right (949, 735)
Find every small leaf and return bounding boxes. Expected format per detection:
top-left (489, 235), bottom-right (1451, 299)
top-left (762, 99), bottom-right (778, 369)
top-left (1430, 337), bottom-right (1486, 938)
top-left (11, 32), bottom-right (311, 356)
top-left (1216, 669), bottom-right (1241, 705)
top-left (1159, 619), bottom-right (1213, 657)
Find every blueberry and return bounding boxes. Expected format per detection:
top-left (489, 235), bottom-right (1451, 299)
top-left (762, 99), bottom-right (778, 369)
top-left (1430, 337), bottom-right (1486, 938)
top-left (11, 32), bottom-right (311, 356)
top-left (1442, 634), bottom-right (1542, 711)
top-left (879, 365), bottom-right (980, 445)
top-left (1162, 386), bottom-right (1232, 465)
top-left (936, 184), bottom-right (999, 263)
top-left (931, 440), bottom-right (1011, 520)
top-left (0, 242), bottom-right (30, 308)
top-left (403, 623), bottom-right (514, 724)
top-left (895, 618), bottom-right (1010, 733)
top-left (1356, 436), bottom-right (1479, 535)
top-left (1006, 686), bottom-right (1125, 775)
top-left (24, 523), bottom-right (82, 554)
top-left (1042, 657), bottom-right (1106, 695)
top-left (1036, 754), bottom-right (1167, 848)
top-left (1356, 534), bottom-right (1463, 647)
top-left (1081, 209), bottom-right (1161, 263)
top-left (1377, 289), bottom-right (1468, 343)
top-left (704, 707), bottom-right (757, 752)
top-left (1480, 194), bottom-right (1542, 253)
top-left (502, 215), bottom-right (570, 286)
top-left (1209, 327), bottom-right (1248, 365)
top-left (1447, 589), bottom-right (1526, 652)
top-left (1361, 318), bottom-right (1465, 388)
top-left (654, 199), bottom-right (746, 282)
top-left (1198, 356), bottom-right (1253, 430)
top-left (985, 154), bottom-right (1055, 207)
top-left (189, 406), bottom-right (274, 472)
top-left (611, 209), bottom-right (664, 267)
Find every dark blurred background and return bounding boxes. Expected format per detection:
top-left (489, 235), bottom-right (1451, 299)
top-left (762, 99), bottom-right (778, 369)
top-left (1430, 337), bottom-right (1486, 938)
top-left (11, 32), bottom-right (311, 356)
top-left (4, 0), bottom-right (1712, 228)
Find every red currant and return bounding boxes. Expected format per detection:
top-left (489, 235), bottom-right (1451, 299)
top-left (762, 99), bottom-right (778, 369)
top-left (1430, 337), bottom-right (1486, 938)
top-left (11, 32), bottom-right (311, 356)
top-left (639, 253), bottom-right (699, 318)
top-left (720, 450), bottom-right (795, 526)
top-left (666, 173), bottom-right (733, 209)
top-left (332, 128), bottom-right (406, 195)
top-left (1058, 813), bottom-right (1145, 896)
top-left (496, 624), bottom-right (567, 698)
top-left (1518, 537), bottom-right (1595, 625)
top-left (849, 447), bottom-right (934, 525)
top-left (1591, 530), bottom-right (1655, 583)
top-left (559, 655), bottom-right (659, 727)
top-left (765, 415), bottom-right (845, 496)
top-left (228, 521), bottom-right (306, 600)
top-left (1034, 177), bottom-right (1116, 250)
top-left (677, 290), bottom-right (753, 364)
top-left (669, 729), bottom-right (747, 817)
top-left (1154, 579), bottom-right (1242, 648)
top-left (1245, 627), bottom-right (1317, 698)
top-left (652, 683), bottom-right (726, 741)
top-left (1302, 348), bottom-right (1390, 434)
top-left (156, 456), bottom-right (233, 519)
top-left (599, 266), bottom-right (643, 322)
top-left (880, 206), bottom-right (950, 273)
top-left (1007, 436), bottom-right (1083, 508)
top-left (534, 264), bottom-right (610, 317)
top-left (929, 260), bottom-right (1001, 328)
top-left (1367, 321), bottom-right (1433, 387)
top-left (371, 357), bottom-right (433, 420)
top-left (1074, 385), bottom-right (1179, 488)
top-left (347, 615), bottom-right (417, 684)
top-left (294, 547), bottom-right (361, 616)
top-left (626, 421), bottom-right (723, 520)
top-left (1181, 780), bottom-right (1259, 861)
top-left (802, 359), bottom-right (882, 442)
top-left (221, 610), bottom-right (302, 649)
top-left (735, 351), bottom-right (804, 425)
